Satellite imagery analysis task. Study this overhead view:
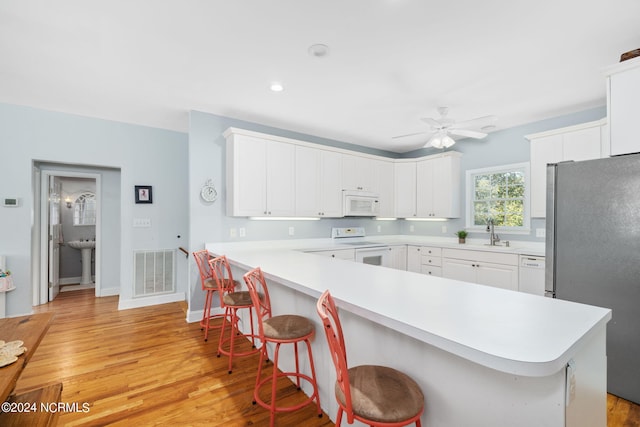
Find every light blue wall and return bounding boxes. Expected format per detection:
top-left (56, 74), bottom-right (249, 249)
top-left (0, 103), bottom-right (188, 316)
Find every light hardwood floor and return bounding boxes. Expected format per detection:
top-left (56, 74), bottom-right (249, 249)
top-left (17, 289), bottom-right (332, 426)
top-left (15, 289), bottom-right (640, 426)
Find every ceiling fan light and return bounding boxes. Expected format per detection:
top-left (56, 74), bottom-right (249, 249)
top-left (428, 135), bottom-right (443, 148)
top-left (442, 135), bottom-right (456, 148)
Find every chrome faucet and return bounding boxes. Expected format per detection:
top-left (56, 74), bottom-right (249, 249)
top-left (486, 218), bottom-right (500, 246)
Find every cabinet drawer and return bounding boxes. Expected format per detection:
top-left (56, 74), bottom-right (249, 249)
top-left (420, 246), bottom-right (442, 256)
top-left (420, 266), bottom-right (442, 277)
top-left (421, 256), bottom-right (442, 267)
top-left (442, 248), bottom-right (518, 266)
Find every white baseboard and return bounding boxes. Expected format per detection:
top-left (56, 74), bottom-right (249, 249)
top-left (59, 277), bottom-right (82, 285)
top-left (118, 292), bottom-right (186, 311)
top-left (187, 307), bottom-right (224, 324)
top-left (99, 287), bottom-right (120, 297)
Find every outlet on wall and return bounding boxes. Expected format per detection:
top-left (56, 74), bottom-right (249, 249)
top-left (239, 227), bottom-right (246, 237)
top-left (288, 226), bottom-right (295, 236)
top-left (409, 225), bottom-right (415, 232)
top-left (536, 228), bottom-right (546, 238)
top-left (377, 225), bottom-right (381, 232)
top-left (230, 228), bottom-right (237, 238)
top-left (441, 225), bottom-right (448, 234)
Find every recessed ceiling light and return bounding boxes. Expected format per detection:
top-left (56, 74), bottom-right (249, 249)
top-left (270, 82), bottom-right (284, 92)
top-left (308, 44), bottom-right (329, 58)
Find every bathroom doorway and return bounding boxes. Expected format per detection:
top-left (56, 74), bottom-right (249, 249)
top-left (32, 161), bottom-right (121, 306)
top-left (39, 170), bottom-right (101, 303)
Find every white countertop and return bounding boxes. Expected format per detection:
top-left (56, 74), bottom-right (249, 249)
top-left (206, 237), bottom-right (609, 377)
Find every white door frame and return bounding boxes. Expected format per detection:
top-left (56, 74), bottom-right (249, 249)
top-left (38, 170), bottom-right (102, 304)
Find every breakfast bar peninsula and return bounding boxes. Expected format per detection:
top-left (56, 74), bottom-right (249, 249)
top-left (206, 240), bottom-right (611, 427)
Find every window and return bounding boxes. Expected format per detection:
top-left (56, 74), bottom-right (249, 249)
top-left (466, 163), bottom-right (530, 232)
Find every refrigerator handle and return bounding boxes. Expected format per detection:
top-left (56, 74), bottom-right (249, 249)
top-left (545, 163), bottom-right (558, 296)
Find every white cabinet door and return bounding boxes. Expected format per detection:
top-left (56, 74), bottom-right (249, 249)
top-left (227, 134), bottom-right (267, 217)
top-left (475, 262), bottom-right (518, 291)
top-left (342, 154), bottom-right (376, 192)
top-left (320, 150), bottom-right (343, 217)
top-left (295, 147), bottom-right (343, 217)
top-left (406, 245), bottom-right (421, 272)
top-left (387, 245), bottom-right (407, 270)
top-left (562, 126), bottom-right (602, 161)
top-left (394, 162), bottom-right (416, 218)
top-left (375, 160), bottom-right (395, 217)
top-left (266, 141), bottom-right (295, 216)
top-left (416, 155), bottom-right (461, 218)
top-left (608, 59), bottom-right (640, 156)
top-left (442, 258), bottom-right (477, 283)
top-left (295, 145), bottom-right (321, 217)
top-left (416, 158), bottom-right (435, 217)
top-left (432, 154), bottom-right (460, 218)
top-left (227, 134), bottom-right (294, 217)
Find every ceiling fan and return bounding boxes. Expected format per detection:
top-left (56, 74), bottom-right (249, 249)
top-left (394, 107), bottom-right (496, 149)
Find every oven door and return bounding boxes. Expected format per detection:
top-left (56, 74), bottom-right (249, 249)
top-left (355, 247), bottom-right (390, 267)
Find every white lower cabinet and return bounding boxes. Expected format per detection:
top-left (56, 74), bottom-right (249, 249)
top-left (442, 248), bottom-right (518, 291)
top-left (387, 245), bottom-right (407, 270)
top-left (407, 245), bottom-right (442, 277)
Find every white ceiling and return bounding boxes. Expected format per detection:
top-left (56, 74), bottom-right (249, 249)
top-left (1, 1), bottom-right (638, 153)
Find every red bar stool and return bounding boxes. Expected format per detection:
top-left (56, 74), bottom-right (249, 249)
top-left (209, 255), bottom-right (259, 374)
top-left (192, 250), bottom-right (226, 341)
top-left (316, 290), bottom-right (425, 427)
top-left (243, 267), bottom-right (322, 427)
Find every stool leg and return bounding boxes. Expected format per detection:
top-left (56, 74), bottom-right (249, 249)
top-left (293, 341), bottom-right (301, 389)
top-left (269, 342), bottom-right (282, 427)
top-left (202, 290), bottom-right (213, 341)
top-left (253, 340), bottom-right (269, 404)
top-left (304, 338), bottom-right (322, 417)
top-left (217, 307), bottom-right (230, 358)
top-left (228, 308), bottom-right (239, 374)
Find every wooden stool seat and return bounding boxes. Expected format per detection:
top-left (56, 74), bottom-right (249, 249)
top-left (339, 365), bottom-right (424, 424)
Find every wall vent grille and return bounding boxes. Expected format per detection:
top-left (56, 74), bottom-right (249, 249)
top-left (133, 249), bottom-right (175, 297)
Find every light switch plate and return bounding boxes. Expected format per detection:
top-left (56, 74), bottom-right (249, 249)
top-left (133, 218), bottom-right (151, 227)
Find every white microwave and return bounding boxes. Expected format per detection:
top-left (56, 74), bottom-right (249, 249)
top-left (342, 190), bottom-right (380, 217)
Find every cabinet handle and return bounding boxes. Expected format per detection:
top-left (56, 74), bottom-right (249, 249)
top-left (331, 254), bottom-right (335, 258)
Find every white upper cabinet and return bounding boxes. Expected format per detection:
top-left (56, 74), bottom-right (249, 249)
top-left (226, 132), bottom-right (295, 217)
top-left (395, 152), bottom-right (461, 218)
top-left (342, 154), bottom-right (377, 192)
top-left (606, 57), bottom-right (640, 156)
top-left (526, 119), bottom-right (606, 218)
top-left (417, 154), bottom-right (461, 218)
top-left (295, 146), bottom-right (343, 217)
top-left (373, 159), bottom-right (395, 217)
top-left (394, 162), bottom-right (417, 218)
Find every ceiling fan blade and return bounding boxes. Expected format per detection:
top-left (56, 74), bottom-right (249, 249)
top-left (392, 131), bottom-right (428, 139)
top-left (420, 117), bottom-right (442, 128)
top-left (448, 129), bottom-right (487, 139)
top-left (450, 115), bottom-right (497, 130)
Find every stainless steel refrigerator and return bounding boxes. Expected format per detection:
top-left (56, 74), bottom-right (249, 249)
top-left (546, 153), bottom-right (640, 404)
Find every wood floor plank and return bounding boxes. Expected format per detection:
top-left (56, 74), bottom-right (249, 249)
top-left (14, 289), bottom-right (638, 426)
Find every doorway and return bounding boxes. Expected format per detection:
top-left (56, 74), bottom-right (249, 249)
top-left (39, 170), bottom-right (101, 304)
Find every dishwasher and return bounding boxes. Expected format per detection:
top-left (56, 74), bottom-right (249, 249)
top-left (518, 255), bottom-right (546, 296)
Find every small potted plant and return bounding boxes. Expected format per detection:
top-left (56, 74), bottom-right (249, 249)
top-left (455, 230), bottom-right (468, 244)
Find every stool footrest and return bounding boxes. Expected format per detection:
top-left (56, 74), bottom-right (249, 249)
top-left (254, 372), bottom-right (319, 413)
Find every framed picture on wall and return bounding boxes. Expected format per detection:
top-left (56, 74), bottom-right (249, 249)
top-left (135, 185), bottom-right (153, 204)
